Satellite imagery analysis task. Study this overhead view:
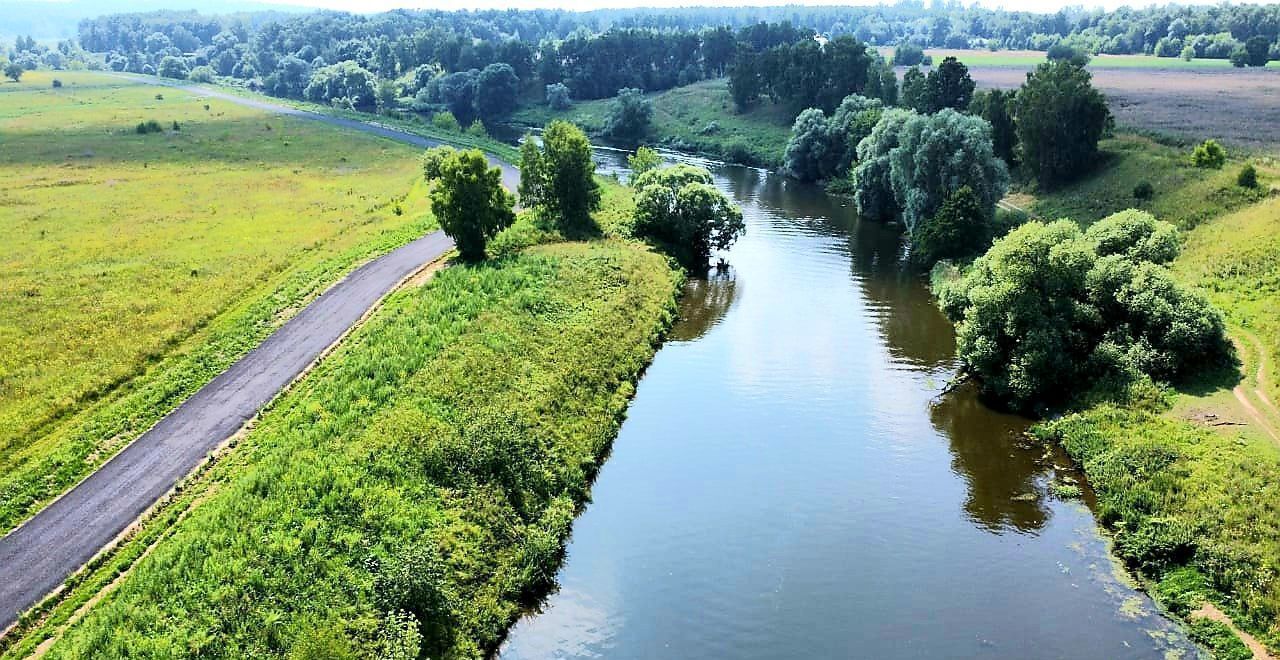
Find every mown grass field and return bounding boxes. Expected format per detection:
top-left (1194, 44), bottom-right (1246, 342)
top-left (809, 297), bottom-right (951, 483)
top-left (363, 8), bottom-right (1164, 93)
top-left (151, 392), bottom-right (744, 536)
top-left (1019, 135), bottom-right (1280, 653)
top-left (5, 233), bottom-right (680, 658)
top-left (512, 78), bottom-right (794, 167)
top-left (0, 71), bottom-right (434, 532)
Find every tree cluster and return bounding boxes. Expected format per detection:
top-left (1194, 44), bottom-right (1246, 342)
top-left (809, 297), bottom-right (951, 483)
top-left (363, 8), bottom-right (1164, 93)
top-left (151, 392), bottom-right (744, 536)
top-left (519, 121), bottom-right (601, 235)
top-left (729, 33), bottom-right (895, 113)
top-left (631, 164), bottom-right (746, 266)
top-left (937, 211), bottom-right (1230, 411)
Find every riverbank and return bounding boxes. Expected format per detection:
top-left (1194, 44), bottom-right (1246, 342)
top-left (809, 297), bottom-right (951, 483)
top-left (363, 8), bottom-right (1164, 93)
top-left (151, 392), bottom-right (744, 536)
top-left (3, 220), bottom-right (682, 658)
top-left (993, 137), bottom-right (1280, 656)
top-left (511, 78), bottom-right (794, 168)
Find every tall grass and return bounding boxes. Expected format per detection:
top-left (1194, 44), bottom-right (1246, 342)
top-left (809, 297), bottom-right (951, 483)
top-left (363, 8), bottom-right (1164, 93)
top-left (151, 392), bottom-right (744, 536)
top-left (34, 241), bottom-right (680, 658)
top-left (0, 71), bottom-right (433, 531)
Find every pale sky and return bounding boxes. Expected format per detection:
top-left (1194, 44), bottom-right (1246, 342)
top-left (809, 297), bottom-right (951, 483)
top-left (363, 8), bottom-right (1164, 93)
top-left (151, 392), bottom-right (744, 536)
top-left (251, 0), bottom-right (1225, 14)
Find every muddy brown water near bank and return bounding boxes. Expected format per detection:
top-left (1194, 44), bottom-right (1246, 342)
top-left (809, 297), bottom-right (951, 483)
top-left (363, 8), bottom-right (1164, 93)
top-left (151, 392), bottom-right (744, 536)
top-left (500, 152), bottom-right (1196, 659)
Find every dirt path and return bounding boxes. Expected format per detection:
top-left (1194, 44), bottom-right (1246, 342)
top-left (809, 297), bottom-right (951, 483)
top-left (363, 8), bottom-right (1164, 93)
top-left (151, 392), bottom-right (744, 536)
top-left (0, 75), bottom-right (504, 633)
top-left (1231, 332), bottom-right (1280, 446)
top-left (1191, 603), bottom-right (1277, 660)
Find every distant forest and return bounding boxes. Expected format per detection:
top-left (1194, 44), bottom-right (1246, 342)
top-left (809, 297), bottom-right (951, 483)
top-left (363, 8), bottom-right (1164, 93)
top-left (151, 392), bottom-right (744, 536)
top-left (10, 3), bottom-right (1278, 117)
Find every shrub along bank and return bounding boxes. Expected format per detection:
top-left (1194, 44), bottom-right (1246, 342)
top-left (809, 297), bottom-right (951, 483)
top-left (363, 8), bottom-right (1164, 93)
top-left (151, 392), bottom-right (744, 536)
top-left (30, 236), bottom-right (682, 658)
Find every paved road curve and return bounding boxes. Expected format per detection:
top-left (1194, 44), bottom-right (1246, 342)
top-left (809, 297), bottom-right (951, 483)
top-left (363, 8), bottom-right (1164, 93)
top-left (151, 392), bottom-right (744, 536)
top-left (0, 76), bottom-right (513, 632)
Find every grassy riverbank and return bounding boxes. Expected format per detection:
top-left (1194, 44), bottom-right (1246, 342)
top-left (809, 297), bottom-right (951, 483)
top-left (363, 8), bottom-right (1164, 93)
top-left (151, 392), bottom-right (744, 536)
top-left (0, 71), bottom-right (437, 533)
top-left (5, 224), bottom-right (681, 657)
top-left (512, 78), bottom-right (794, 167)
top-left (1008, 137), bottom-right (1280, 654)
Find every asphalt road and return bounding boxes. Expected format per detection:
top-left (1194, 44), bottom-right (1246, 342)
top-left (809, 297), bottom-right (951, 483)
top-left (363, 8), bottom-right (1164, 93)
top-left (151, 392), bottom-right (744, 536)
top-left (0, 76), bottom-right (515, 632)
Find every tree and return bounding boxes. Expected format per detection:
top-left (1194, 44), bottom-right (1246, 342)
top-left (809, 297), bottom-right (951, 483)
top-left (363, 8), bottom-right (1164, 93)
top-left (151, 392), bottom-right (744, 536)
top-left (519, 121), bottom-right (600, 234)
top-left (158, 55), bottom-right (189, 80)
top-left (852, 109), bottom-right (1008, 237)
top-left (428, 69), bottom-right (478, 123)
top-left (901, 66), bottom-right (928, 113)
top-left (1245, 36), bottom-right (1271, 67)
top-left (1191, 139), bottom-right (1226, 169)
top-left (475, 63), bottom-right (519, 119)
top-left (783, 94), bottom-right (882, 182)
top-left (924, 56), bottom-right (975, 112)
top-left (894, 42), bottom-right (925, 66)
top-left (602, 88), bottom-right (652, 144)
top-left (632, 164), bottom-right (745, 266)
top-left (936, 217), bottom-right (1229, 411)
top-left (422, 147), bottom-right (515, 261)
top-left (627, 146), bottom-right (662, 182)
top-left (4, 62), bottom-right (23, 82)
top-left (1230, 47), bottom-right (1249, 67)
top-left (914, 186), bottom-right (991, 266)
top-left (304, 61), bottom-right (377, 109)
top-left (545, 82), bottom-right (571, 110)
top-left (728, 44), bottom-right (762, 111)
top-left (1014, 61), bottom-right (1113, 188)
top-left (970, 89), bottom-right (1017, 166)
top-left (265, 56), bottom-right (309, 98)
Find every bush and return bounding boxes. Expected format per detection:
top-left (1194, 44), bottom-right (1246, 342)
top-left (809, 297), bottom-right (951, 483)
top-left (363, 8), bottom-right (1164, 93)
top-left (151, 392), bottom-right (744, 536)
top-left (938, 216), bottom-right (1229, 411)
top-left (431, 111), bottom-right (461, 132)
top-left (422, 146), bottom-right (515, 261)
top-left (1132, 181), bottom-right (1154, 201)
top-left (1186, 619), bottom-right (1252, 660)
top-left (135, 119), bottom-right (163, 134)
top-left (157, 55), bottom-right (189, 80)
top-left (51, 79), bottom-right (62, 88)
top-left (632, 164), bottom-right (745, 266)
top-left (602, 87), bottom-right (652, 144)
top-left (1191, 139), bottom-right (1227, 169)
top-left (1237, 163), bottom-right (1258, 188)
top-left (626, 146), bottom-right (662, 182)
top-left (1084, 209), bottom-right (1179, 264)
top-left (188, 65), bottom-right (215, 83)
top-left (465, 119), bottom-right (487, 138)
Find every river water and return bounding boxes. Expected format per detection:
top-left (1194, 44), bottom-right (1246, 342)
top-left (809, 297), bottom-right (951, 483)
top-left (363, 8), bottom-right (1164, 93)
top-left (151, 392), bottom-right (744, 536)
top-left (500, 151), bottom-right (1195, 659)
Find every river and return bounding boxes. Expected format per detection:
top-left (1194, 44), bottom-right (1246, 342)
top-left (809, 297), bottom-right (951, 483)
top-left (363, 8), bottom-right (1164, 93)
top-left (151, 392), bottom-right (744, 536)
top-left (500, 150), bottom-right (1196, 659)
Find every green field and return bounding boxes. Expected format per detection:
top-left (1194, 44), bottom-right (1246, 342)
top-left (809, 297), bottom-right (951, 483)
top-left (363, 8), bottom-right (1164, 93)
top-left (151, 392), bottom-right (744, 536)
top-left (0, 71), bottom-right (435, 532)
top-left (512, 78), bottom-right (794, 167)
top-left (5, 234), bottom-right (679, 658)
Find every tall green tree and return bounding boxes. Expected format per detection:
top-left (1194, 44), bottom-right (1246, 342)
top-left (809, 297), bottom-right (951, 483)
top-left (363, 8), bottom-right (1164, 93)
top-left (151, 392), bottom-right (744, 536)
top-left (422, 146), bottom-right (515, 261)
top-left (1013, 60), bottom-right (1112, 189)
top-left (475, 63), bottom-right (519, 118)
top-left (519, 121), bottom-right (601, 234)
top-left (924, 56), bottom-right (975, 112)
top-left (970, 89), bottom-right (1017, 166)
top-left (900, 66), bottom-right (928, 113)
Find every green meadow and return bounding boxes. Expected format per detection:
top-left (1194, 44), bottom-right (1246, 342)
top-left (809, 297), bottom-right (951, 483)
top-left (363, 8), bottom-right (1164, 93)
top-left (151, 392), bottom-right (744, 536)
top-left (513, 78), bottom-right (794, 167)
top-left (0, 71), bottom-right (434, 531)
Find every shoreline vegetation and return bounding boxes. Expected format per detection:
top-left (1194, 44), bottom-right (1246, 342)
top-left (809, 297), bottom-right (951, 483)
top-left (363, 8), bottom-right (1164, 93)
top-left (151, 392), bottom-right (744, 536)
top-left (985, 135), bottom-right (1280, 655)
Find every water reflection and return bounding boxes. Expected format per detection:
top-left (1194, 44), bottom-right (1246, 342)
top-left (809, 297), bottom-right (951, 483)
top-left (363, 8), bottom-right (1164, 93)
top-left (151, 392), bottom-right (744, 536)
top-left (930, 383), bottom-right (1050, 533)
top-left (670, 265), bottom-right (738, 342)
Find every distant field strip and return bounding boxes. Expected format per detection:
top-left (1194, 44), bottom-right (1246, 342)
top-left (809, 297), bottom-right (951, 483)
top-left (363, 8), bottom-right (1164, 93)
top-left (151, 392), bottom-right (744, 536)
top-left (0, 71), bottom-right (435, 532)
